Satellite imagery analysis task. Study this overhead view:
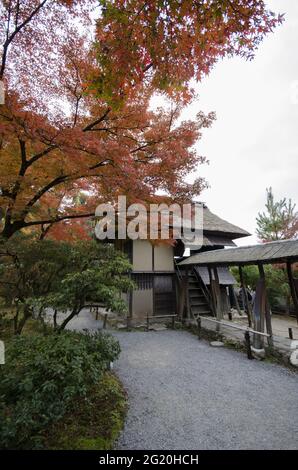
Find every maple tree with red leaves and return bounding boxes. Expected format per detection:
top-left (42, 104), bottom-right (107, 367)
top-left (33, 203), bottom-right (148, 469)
top-left (0, 0), bottom-right (283, 240)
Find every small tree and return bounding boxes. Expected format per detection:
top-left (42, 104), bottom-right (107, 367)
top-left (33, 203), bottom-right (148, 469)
top-left (0, 237), bottom-right (73, 334)
top-left (231, 265), bottom-right (293, 312)
top-left (256, 187), bottom-right (298, 242)
top-left (38, 248), bottom-right (134, 332)
top-left (255, 188), bottom-right (298, 314)
top-left (0, 238), bottom-right (133, 334)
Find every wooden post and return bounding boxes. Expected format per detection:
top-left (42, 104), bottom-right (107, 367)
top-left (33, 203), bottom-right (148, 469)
top-left (127, 287), bottom-right (133, 329)
top-left (222, 286), bottom-right (231, 319)
top-left (178, 275), bottom-right (187, 320)
top-left (239, 265), bottom-right (252, 327)
top-left (197, 316), bottom-right (201, 339)
top-left (226, 287), bottom-right (233, 320)
top-left (146, 311), bottom-right (150, 331)
top-left (175, 275), bottom-right (181, 320)
top-left (288, 327), bottom-right (293, 340)
top-left (208, 266), bottom-right (216, 317)
top-left (172, 315), bottom-right (175, 329)
top-left (258, 264), bottom-right (273, 347)
top-left (213, 267), bottom-right (222, 319)
top-left (213, 267), bottom-right (222, 333)
top-left (252, 278), bottom-right (264, 349)
top-left (126, 316), bottom-right (132, 329)
top-left (286, 261), bottom-right (298, 323)
top-left (244, 330), bottom-right (253, 360)
top-left (185, 268), bottom-right (191, 322)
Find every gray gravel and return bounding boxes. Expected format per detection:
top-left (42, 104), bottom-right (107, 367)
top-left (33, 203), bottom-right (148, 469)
top-left (113, 329), bottom-right (298, 450)
top-left (44, 307), bottom-right (103, 331)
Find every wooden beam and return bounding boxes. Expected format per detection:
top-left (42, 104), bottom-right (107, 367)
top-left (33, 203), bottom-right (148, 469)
top-left (244, 330), bottom-right (253, 360)
top-left (213, 267), bottom-right (223, 320)
top-left (252, 278), bottom-right (264, 349)
top-left (258, 264), bottom-right (273, 347)
top-left (213, 267), bottom-right (222, 333)
top-left (208, 266), bottom-right (216, 317)
top-left (185, 267), bottom-right (191, 321)
top-left (127, 287), bottom-right (133, 329)
top-left (178, 276), bottom-right (187, 320)
top-left (286, 261), bottom-right (298, 323)
top-left (239, 265), bottom-right (252, 327)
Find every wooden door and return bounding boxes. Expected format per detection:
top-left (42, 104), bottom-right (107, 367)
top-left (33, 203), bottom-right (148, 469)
top-left (154, 275), bottom-right (175, 315)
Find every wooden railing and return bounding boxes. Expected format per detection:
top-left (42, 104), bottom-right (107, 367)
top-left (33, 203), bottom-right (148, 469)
top-left (146, 313), bottom-right (177, 330)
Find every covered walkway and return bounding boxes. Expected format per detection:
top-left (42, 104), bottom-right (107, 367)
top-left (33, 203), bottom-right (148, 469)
top-left (179, 239), bottom-right (298, 350)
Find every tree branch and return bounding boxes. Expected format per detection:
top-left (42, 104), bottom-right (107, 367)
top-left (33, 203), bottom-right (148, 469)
top-left (18, 138), bottom-right (27, 175)
top-left (0, 0), bottom-right (49, 79)
top-left (83, 108), bottom-right (111, 131)
top-left (23, 211), bottom-right (95, 228)
top-left (27, 144), bottom-right (58, 167)
top-left (27, 108), bottom-right (112, 166)
top-left (25, 158), bottom-right (110, 210)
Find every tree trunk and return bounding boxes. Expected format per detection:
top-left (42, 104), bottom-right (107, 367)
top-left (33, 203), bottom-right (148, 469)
top-left (13, 307), bottom-right (20, 335)
top-left (53, 309), bottom-right (58, 329)
top-left (15, 306), bottom-right (32, 335)
top-left (1, 219), bottom-right (25, 239)
top-left (57, 304), bottom-right (83, 332)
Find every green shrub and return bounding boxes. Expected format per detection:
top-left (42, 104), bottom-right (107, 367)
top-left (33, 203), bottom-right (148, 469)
top-left (0, 238), bottom-right (133, 334)
top-left (44, 372), bottom-right (127, 450)
top-left (0, 330), bottom-right (120, 449)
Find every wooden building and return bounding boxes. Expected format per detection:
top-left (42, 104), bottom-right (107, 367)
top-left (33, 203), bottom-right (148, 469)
top-left (113, 205), bottom-right (250, 322)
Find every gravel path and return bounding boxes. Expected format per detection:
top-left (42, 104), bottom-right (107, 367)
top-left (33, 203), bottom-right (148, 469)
top-left (113, 330), bottom-right (298, 450)
top-left (44, 307), bottom-right (103, 331)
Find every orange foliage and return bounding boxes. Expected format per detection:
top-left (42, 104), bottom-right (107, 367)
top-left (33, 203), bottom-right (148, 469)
top-left (0, 1), bottom-right (283, 240)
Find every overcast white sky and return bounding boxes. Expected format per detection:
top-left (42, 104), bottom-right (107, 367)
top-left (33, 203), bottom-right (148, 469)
top-left (182, 0), bottom-right (298, 245)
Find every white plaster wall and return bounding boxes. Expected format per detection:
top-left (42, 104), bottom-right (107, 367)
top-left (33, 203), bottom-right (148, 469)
top-left (154, 245), bottom-right (174, 272)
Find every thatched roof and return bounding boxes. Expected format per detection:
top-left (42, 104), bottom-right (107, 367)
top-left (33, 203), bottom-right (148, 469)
top-left (172, 206), bottom-right (250, 240)
top-left (179, 239), bottom-right (298, 267)
top-left (184, 235), bottom-right (236, 250)
top-left (201, 207), bottom-right (250, 239)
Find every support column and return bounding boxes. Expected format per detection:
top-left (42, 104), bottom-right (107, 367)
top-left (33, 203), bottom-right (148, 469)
top-left (127, 287), bottom-right (133, 329)
top-left (214, 267), bottom-right (223, 320)
top-left (208, 266), bottom-right (216, 317)
top-left (178, 274), bottom-right (187, 320)
top-left (252, 278), bottom-right (264, 349)
top-left (185, 267), bottom-right (191, 322)
top-left (258, 264), bottom-right (273, 347)
top-left (213, 267), bottom-right (222, 333)
top-left (239, 265), bottom-right (252, 327)
top-left (286, 261), bottom-right (298, 323)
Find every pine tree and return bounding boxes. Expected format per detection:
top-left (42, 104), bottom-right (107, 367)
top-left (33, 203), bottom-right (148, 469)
top-left (256, 187), bottom-right (298, 242)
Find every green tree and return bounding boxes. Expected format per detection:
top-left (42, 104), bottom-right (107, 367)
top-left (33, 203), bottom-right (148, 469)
top-left (256, 187), bottom-right (298, 242)
top-left (0, 237), bottom-right (73, 334)
top-left (231, 265), bottom-right (293, 312)
top-left (255, 187), bottom-right (298, 314)
top-left (36, 243), bottom-right (134, 332)
top-left (0, 238), bottom-right (133, 334)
